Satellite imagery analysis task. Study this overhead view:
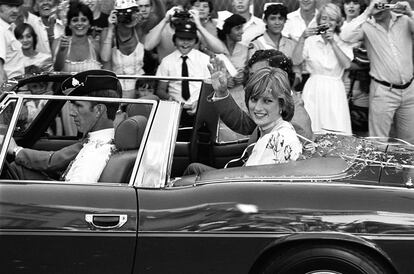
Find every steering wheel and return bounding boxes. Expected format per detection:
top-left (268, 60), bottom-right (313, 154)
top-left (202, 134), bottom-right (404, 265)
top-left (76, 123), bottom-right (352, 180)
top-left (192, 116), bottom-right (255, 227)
top-left (1, 159), bottom-right (19, 180)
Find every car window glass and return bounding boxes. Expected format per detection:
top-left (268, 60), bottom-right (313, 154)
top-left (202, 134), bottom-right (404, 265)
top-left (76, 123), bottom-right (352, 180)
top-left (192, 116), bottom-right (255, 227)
top-left (215, 85), bottom-right (249, 144)
top-left (16, 98), bottom-right (51, 134)
top-left (7, 97), bottom-right (153, 184)
top-left (0, 99), bottom-right (17, 147)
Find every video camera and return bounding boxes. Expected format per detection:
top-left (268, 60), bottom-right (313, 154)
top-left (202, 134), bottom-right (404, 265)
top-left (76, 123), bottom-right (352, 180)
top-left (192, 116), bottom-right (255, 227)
top-left (374, 3), bottom-right (397, 10)
top-left (316, 24), bottom-right (330, 35)
top-left (171, 9), bottom-right (192, 27)
top-left (116, 6), bottom-right (139, 24)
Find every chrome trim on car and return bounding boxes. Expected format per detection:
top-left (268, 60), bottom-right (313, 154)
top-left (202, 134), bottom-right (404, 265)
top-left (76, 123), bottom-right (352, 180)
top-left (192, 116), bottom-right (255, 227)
top-left (135, 101), bottom-right (181, 188)
top-left (0, 96), bottom-right (22, 173)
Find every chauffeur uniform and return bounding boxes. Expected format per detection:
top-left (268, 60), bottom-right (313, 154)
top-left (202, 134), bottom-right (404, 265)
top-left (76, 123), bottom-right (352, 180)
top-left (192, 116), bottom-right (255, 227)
top-left (9, 70), bottom-right (121, 181)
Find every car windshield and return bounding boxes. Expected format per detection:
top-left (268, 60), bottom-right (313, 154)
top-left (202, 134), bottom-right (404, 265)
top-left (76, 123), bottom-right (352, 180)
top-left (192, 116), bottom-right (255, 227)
top-left (0, 93), bottom-right (155, 185)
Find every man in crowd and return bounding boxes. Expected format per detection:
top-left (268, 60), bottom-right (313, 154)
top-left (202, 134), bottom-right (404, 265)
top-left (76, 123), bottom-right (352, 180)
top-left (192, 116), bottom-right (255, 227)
top-left (341, 0), bottom-right (414, 144)
top-left (232, 0), bottom-right (265, 46)
top-left (27, 0), bottom-right (64, 57)
top-left (282, 0), bottom-right (318, 91)
top-left (7, 70), bottom-right (122, 182)
top-left (0, 0), bottom-right (24, 85)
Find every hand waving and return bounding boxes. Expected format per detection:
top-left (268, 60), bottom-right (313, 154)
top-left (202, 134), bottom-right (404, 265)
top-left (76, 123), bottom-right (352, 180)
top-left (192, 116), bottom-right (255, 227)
top-left (207, 57), bottom-right (228, 97)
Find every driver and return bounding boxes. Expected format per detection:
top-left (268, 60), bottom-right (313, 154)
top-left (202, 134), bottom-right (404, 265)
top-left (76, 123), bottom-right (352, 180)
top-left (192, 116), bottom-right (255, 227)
top-left (6, 70), bottom-right (121, 182)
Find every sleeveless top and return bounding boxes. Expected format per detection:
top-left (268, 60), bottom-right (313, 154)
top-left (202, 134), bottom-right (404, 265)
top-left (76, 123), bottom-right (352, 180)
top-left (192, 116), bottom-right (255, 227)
top-left (111, 30), bottom-right (145, 91)
top-left (62, 37), bottom-right (102, 73)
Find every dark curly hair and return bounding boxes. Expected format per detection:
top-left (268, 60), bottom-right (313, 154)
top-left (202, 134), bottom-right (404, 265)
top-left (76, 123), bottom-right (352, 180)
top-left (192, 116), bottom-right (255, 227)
top-left (65, 0), bottom-right (93, 36)
top-left (245, 49), bottom-right (295, 86)
top-left (263, 3), bottom-right (288, 20)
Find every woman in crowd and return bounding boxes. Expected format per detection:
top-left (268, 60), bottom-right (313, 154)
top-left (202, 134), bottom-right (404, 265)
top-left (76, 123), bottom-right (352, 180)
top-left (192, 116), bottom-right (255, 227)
top-left (53, 0), bottom-right (102, 72)
top-left (292, 3), bottom-right (352, 135)
top-left (341, 0), bottom-right (369, 123)
top-left (14, 23), bottom-right (53, 73)
top-left (53, 1), bottom-right (102, 136)
top-left (101, 0), bottom-right (145, 98)
top-left (217, 13), bottom-right (248, 88)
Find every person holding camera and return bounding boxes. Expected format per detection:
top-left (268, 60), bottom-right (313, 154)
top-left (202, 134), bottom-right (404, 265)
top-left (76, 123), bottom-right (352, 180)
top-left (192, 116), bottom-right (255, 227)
top-left (155, 20), bottom-right (211, 127)
top-left (341, 0), bottom-right (414, 145)
top-left (100, 0), bottom-right (145, 98)
top-left (144, 5), bottom-right (226, 63)
top-left (292, 3), bottom-right (353, 135)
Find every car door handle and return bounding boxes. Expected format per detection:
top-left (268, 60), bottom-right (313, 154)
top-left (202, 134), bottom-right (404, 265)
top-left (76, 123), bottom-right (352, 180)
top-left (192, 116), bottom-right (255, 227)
top-left (85, 214), bottom-right (128, 230)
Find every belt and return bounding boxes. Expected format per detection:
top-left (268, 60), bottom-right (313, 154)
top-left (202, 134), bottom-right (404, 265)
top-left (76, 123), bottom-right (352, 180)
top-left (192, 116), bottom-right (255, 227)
top-left (371, 77), bottom-right (414, 89)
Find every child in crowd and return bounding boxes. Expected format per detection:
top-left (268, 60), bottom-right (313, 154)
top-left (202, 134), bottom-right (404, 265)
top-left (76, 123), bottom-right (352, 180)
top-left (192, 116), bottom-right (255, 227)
top-left (135, 79), bottom-right (156, 98)
top-left (155, 20), bottom-right (210, 126)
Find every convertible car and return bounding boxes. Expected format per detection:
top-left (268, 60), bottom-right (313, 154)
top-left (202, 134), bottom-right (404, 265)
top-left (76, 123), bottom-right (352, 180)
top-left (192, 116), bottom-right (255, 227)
top-left (1, 73), bottom-right (414, 274)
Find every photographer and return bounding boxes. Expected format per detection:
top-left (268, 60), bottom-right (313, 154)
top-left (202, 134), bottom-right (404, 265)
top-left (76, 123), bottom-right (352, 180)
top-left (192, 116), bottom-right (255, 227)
top-left (100, 0), bottom-right (145, 98)
top-left (292, 3), bottom-right (353, 135)
top-left (340, 0), bottom-right (414, 144)
top-left (144, 5), bottom-right (226, 63)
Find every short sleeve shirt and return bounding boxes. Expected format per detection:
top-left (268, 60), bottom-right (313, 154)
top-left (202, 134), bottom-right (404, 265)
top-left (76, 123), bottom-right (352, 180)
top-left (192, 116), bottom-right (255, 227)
top-left (0, 18), bottom-right (24, 79)
top-left (241, 15), bottom-right (266, 46)
top-left (156, 49), bottom-right (211, 104)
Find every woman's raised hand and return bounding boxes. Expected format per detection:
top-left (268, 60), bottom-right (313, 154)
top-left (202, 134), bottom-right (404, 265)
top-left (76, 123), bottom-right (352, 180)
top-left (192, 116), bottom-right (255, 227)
top-left (59, 35), bottom-right (70, 51)
top-left (208, 57), bottom-right (228, 97)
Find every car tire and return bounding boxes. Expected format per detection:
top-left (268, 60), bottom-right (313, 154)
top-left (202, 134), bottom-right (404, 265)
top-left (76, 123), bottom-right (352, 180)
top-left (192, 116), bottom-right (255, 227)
top-left (259, 244), bottom-right (392, 274)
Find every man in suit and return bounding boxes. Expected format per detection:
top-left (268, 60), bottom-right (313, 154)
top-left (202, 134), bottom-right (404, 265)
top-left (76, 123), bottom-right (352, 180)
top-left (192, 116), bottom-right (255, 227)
top-left (7, 69), bottom-right (121, 182)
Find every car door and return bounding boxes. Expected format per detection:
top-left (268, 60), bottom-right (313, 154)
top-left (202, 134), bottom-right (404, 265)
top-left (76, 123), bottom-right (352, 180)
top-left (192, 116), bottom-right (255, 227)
top-left (191, 82), bottom-right (248, 168)
top-left (0, 182), bottom-right (138, 273)
top-left (0, 95), bottom-right (139, 273)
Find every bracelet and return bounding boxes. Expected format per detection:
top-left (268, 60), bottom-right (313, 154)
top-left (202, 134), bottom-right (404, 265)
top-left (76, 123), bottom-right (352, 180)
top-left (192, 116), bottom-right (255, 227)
top-left (13, 146), bottom-right (23, 158)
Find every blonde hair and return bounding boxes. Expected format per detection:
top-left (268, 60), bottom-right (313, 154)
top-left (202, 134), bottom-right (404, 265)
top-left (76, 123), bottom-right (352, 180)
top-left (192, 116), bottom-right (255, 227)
top-left (245, 67), bottom-right (294, 121)
top-left (316, 3), bottom-right (343, 33)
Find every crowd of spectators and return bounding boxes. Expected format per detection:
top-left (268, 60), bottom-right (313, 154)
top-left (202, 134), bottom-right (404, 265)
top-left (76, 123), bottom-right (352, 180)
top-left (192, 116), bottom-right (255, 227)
top-left (1, 0), bottom-right (414, 145)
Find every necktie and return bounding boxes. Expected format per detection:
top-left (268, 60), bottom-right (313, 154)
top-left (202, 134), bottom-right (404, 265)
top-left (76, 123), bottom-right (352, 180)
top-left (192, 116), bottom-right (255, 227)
top-left (181, 56), bottom-right (190, 100)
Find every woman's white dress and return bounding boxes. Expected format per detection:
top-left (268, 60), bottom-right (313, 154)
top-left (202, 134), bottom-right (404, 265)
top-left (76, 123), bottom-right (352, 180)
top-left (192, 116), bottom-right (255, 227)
top-left (302, 34), bottom-right (353, 135)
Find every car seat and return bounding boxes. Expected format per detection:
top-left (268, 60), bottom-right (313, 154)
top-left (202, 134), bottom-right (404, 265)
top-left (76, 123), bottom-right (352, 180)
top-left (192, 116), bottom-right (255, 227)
top-left (99, 115), bottom-right (148, 183)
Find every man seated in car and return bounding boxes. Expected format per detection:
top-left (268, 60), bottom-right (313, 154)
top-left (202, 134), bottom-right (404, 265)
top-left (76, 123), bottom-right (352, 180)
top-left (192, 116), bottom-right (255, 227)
top-left (7, 70), bottom-right (121, 182)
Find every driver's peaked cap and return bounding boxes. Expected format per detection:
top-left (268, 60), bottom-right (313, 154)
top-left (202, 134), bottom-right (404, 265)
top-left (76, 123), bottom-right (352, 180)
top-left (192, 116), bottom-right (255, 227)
top-left (61, 69), bottom-right (122, 97)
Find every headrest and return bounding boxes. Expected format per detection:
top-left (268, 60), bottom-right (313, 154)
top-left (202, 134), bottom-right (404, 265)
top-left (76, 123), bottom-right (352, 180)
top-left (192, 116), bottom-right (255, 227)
top-left (126, 95), bottom-right (158, 118)
top-left (115, 115), bottom-right (148, 150)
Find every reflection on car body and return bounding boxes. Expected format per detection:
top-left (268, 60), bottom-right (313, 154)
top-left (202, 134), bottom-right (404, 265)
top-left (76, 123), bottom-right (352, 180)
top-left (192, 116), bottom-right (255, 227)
top-left (0, 74), bottom-right (414, 273)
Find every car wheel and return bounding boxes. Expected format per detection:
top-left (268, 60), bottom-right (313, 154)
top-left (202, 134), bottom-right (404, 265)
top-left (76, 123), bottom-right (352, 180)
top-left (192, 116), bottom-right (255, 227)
top-left (260, 244), bottom-right (392, 274)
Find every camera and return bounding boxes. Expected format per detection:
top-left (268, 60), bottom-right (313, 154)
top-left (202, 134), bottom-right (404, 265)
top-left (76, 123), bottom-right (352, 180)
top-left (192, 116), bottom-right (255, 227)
top-left (316, 24), bottom-right (330, 35)
top-left (116, 7), bottom-right (138, 24)
top-left (171, 10), bottom-right (192, 27)
top-left (374, 3), bottom-right (397, 10)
